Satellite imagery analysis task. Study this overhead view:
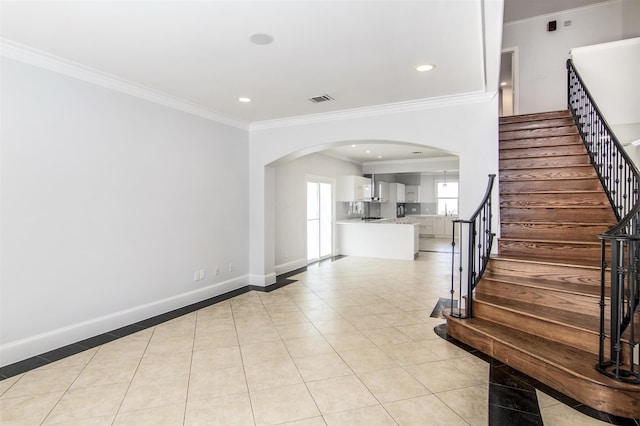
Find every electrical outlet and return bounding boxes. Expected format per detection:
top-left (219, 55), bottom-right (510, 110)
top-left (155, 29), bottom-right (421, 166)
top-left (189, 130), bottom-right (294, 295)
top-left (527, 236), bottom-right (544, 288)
top-left (194, 271), bottom-right (199, 281)
top-left (200, 269), bottom-right (206, 279)
top-left (215, 266), bottom-right (220, 276)
top-left (229, 263), bottom-right (234, 272)
top-left (284, 249), bottom-right (288, 258)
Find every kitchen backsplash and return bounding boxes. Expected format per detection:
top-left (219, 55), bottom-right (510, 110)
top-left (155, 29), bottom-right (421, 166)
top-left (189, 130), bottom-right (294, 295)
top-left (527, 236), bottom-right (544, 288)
top-left (336, 202), bottom-right (382, 219)
top-left (338, 201), bottom-right (437, 219)
top-left (405, 203), bottom-right (437, 215)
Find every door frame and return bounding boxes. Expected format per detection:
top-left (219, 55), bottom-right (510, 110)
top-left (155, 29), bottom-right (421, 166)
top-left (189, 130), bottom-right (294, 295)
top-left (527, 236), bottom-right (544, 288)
top-left (305, 174), bottom-right (335, 264)
top-left (501, 46), bottom-right (520, 116)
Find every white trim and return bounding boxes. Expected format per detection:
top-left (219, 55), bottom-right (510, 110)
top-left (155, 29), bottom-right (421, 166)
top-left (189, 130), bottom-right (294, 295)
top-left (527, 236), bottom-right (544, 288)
top-left (503, 0), bottom-right (621, 26)
top-left (501, 46), bottom-right (520, 116)
top-left (570, 36), bottom-right (640, 57)
top-left (275, 257), bottom-right (307, 276)
top-left (248, 273), bottom-right (277, 287)
top-left (0, 38), bottom-right (249, 130)
top-left (0, 275), bottom-right (249, 367)
top-left (250, 92), bottom-right (495, 131)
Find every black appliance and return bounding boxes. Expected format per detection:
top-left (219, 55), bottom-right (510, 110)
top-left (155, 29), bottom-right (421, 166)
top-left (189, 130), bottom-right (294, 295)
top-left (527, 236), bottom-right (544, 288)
top-left (397, 203), bottom-right (406, 218)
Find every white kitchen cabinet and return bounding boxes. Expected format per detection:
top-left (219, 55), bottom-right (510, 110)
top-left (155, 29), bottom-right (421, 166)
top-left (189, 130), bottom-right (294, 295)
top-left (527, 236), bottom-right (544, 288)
top-left (405, 185), bottom-right (420, 203)
top-left (433, 217), bottom-right (445, 236)
top-left (396, 183), bottom-right (406, 202)
top-left (336, 175), bottom-right (371, 202)
top-left (444, 217), bottom-right (456, 237)
top-left (380, 182), bottom-right (401, 218)
top-left (376, 181), bottom-right (389, 202)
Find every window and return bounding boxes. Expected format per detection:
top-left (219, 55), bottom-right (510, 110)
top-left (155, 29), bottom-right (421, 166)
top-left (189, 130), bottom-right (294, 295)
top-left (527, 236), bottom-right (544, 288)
top-left (437, 181), bottom-right (458, 215)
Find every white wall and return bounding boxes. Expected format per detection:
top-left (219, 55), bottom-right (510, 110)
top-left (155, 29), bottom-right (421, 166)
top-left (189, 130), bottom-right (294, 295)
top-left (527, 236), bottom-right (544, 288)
top-left (274, 153), bottom-right (361, 273)
top-left (570, 37), bottom-right (640, 130)
top-left (1, 59), bottom-right (250, 365)
top-left (503, 0), bottom-right (624, 114)
top-left (249, 94), bottom-right (500, 285)
top-left (622, 0), bottom-right (640, 38)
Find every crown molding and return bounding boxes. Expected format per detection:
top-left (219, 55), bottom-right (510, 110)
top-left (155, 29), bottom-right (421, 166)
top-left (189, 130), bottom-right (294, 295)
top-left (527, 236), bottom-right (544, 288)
top-left (503, 0), bottom-right (620, 26)
top-left (1, 38), bottom-right (249, 130)
top-left (250, 91), bottom-right (496, 131)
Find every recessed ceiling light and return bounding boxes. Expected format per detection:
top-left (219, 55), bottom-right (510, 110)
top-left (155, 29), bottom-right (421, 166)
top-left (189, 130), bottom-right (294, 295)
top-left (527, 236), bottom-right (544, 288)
top-left (377, 155), bottom-right (382, 159)
top-left (238, 97), bottom-right (252, 103)
top-left (249, 33), bottom-right (274, 45)
top-left (416, 64), bottom-right (435, 72)
top-left (366, 150), bottom-right (371, 154)
top-left (501, 82), bottom-right (507, 86)
top-left (351, 144), bottom-right (357, 148)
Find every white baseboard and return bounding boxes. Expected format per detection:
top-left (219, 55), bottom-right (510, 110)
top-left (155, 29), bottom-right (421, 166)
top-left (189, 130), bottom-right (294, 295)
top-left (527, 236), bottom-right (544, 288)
top-left (275, 257), bottom-right (307, 276)
top-left (0, 275), bottom-right (248, 367)
top-left (248, 273), bottom-right (277, 287)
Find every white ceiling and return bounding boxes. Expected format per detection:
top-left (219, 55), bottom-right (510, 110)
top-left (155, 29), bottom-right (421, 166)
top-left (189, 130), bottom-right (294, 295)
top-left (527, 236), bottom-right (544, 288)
top-left (323, 142), bottom-right (454, 164)
top-left (1, 0), bottom-right (605, 166)
top-left (1, 1), bottom-right (487, 124)
top-left (503, 0), bottom-right (607, 23)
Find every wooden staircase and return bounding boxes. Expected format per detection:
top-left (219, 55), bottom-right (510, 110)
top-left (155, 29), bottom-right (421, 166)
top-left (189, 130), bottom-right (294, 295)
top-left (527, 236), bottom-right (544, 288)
top-left (445, 110), bottom-right (640, 419)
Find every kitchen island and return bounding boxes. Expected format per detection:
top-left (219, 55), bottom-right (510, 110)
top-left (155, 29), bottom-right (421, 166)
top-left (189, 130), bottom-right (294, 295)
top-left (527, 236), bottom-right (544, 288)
top-left (336, 219), bottom-right (419, 260)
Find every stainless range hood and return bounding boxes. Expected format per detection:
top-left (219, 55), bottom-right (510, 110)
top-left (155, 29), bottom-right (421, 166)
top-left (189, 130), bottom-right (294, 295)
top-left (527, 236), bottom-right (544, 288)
top-left (367, 173), bottom-right (382, 202)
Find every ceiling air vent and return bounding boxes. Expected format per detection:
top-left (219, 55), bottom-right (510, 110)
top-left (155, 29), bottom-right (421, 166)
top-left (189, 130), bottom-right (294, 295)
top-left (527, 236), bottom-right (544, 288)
top-left (308, 94), bottom-right (334, 103)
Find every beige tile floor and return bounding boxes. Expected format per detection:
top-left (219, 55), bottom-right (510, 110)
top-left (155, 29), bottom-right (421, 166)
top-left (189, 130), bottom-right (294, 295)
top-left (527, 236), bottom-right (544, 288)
top-left (0, 253), bottom-right (609, 425)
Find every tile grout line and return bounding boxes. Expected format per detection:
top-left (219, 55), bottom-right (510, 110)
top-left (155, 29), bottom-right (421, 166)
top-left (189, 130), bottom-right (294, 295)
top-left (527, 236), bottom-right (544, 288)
top-left (181, 311), bottom-right (198, 426)
top-left (109, 326), bottom-right (155, 426)
top-left (233, 295), bottom-right (258, 426)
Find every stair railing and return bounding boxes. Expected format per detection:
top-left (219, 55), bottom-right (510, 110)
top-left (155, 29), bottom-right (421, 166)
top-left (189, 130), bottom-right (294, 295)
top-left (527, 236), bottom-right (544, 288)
top-left (449, 174), bottom-right (496, 319)
top-left (567, 59), bottom-right (640, 384)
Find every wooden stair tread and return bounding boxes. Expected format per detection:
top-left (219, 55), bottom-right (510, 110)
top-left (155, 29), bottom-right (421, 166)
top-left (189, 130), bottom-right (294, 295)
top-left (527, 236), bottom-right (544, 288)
top-left (501, 164), bottom-right (594, 171)
top-left (500, 220), bottom-right (613, 227)
top-left (499, 137), bottom-right (583, 149)
top-left (481, 272), bottom-right (603, 296)
top-left (499, 111), bottom-right (572, 124)
top-left (492, 254), bottom-right (603, 268)
top-left (500, 191), bottom-right (605, 195)
top-left (446, 315), bottom-right (639, 392)
top-left (500, 205), bottom-right (610, 209)
top-left (474, 295), bottom-right (600, 331)
top-left (499, 237), bottom-right (600, 245)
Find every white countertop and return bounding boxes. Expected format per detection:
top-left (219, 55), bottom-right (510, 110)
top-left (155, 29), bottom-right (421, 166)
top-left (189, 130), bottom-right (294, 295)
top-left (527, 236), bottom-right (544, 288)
top-left (336, 219), bottom-right (418, 225)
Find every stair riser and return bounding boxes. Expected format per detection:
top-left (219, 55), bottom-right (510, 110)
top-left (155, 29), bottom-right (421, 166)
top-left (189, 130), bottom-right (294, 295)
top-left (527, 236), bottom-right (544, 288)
top-left (491, 341), bottom-right (640, 419)
top-left (500, 193), bottom-right (610, 208)
top-left (476, 280), bottom-right (602, 317)
top-left (445, 318), bottom-right (640, 418)
top-left (498, 240), bottom-right (606, 264)
top-left (500, 135), bottom-right (583, 151)
top-left (500, 155), bottom-right (589, 169)
top-left (500, 127), bottom-right (579, 141)
top-left (500, 141), bottom-right (588, 161)
top-left (499, 117), bottom-right (576, 132)
top-left (500, 207), bottom-right (615, 223)
top-left (472, 301), bottom-right (601, 354)
top-left (500, 222), bottom-right (611, 242)
top-left (501, 179), bottom-right (604, 192)
top-left (500, 167), bottom-right (597, 181)
top-left (485, 258), bottom-right (606, 287)
top-left (499, 111), bottom-right (572, 124)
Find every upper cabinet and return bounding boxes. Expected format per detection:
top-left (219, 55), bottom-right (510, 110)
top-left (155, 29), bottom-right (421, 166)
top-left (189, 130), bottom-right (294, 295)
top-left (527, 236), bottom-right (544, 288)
top-left (375, 181), bottom-right (389, 202)
top-left (336, 175), bottom-right (372, 202)
top-left (405, 185), bottom-right (420, 203)
top-left (395, 183), bottom-right (406, 203)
